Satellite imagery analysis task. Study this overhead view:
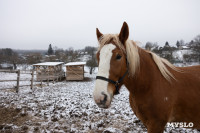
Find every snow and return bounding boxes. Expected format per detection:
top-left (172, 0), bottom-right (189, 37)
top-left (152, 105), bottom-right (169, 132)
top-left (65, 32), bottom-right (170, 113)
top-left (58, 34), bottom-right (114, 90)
top-left (182, 46), bottom-right (189, 49)
top-left (0, 73), bottom-right (146, 132)
top-left (33, 62), bottom-right (64, 66)
top-left (0, 63), bottom-right (13, 67)
top-left (172, 50), bottom-right (193, 62)
top-left (0, 65), bottom-right (200, 132)
top-left (84, 67), bottom-right (98, 74)
top-left (0, 71), bottom-right (32, 89)
top-left (65, 62), bottom-right (86, 66)
top-left (80, 55), bottom-right (90, 62)
top-left (174, 62), bottom-right (200, 67)
top-left (173, 50), bottom-right (183, 61)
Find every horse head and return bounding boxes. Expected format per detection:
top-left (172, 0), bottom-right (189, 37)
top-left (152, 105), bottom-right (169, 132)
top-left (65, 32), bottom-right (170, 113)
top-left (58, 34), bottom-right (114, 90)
top-left (93, 22), bottom-right (129, 108)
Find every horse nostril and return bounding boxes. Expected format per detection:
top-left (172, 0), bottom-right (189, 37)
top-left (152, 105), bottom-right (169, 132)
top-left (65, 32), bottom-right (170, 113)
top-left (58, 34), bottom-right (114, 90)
top-left (99, 92), bottom-right (107, 105)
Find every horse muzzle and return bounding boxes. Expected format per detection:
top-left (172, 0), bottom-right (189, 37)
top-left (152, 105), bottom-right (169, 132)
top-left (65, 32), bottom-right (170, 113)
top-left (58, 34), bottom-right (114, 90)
top-left (93, 91), bottom-right (112, 109)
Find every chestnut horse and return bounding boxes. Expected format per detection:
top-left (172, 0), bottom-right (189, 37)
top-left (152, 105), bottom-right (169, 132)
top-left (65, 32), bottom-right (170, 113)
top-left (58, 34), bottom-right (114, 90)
top-left (93, 22), bottom-right (200, 133)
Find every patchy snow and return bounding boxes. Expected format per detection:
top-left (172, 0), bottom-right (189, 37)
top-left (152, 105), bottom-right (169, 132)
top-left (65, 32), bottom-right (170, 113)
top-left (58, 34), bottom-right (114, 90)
top-left (172, 50), bottom-right (194, 62)
top-left (80, 55), bottom-right (90, 62)
top-left (84, 67), bottom-right (98, 74)
top-left (65, 62), bottom-right (86, 66)
top-left (0, 71), bottom-right (32, 90)
top-left (33, 62), bottom-right (64, 66)
top-left (173, 50), bottom-right (183, 61)
top-left (174, 62), bottom-right (200, 67)
top-left (0, 67), bottom-right (200, 132)
top-left (0, 63), bottom-right (13, 68)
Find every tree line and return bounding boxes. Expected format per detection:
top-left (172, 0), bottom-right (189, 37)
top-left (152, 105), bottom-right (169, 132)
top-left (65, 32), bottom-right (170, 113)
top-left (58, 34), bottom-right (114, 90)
top-left (0, 34), bottom-right (199, 72)
top-left (145, 34), bottom-right (200, 63)
top-left (0, 44), bottom-right (98, 73)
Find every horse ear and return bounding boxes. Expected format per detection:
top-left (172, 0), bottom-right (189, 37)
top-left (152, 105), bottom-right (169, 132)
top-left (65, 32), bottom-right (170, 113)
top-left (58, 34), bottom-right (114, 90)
top-left (96, 28), bottom-right (103, 40)
top-left (119, 22), bottom-right (129, 45)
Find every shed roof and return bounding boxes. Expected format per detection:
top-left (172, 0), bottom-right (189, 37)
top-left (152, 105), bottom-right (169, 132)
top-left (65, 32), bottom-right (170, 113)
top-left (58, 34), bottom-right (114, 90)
top-left (65, 62), bottom-right (86, 66)
top-left (33, 62), bottom-right (64, 66)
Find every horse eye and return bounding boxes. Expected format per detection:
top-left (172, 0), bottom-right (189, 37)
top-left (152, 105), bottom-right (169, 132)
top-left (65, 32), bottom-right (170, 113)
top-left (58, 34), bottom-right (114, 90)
top-left (116, 54), bottom-right (122, 60)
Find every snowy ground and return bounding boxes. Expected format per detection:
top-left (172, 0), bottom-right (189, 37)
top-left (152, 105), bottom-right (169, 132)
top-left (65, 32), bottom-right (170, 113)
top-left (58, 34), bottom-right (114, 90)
top-left (0, 70), bottom-right (200, 132)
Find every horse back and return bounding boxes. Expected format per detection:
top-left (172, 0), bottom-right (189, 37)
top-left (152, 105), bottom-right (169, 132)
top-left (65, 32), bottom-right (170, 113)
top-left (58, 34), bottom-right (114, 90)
top-left (169, 65), bottom-right (200, 128)
top-left (179, 65), bottom-right (200, 74)
top-left (176, 65), bottom-right (200, 85)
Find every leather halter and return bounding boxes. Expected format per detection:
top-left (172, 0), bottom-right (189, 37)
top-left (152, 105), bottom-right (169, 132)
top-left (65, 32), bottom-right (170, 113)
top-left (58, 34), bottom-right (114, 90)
top-left (96, 70), bottom-right (128, 94)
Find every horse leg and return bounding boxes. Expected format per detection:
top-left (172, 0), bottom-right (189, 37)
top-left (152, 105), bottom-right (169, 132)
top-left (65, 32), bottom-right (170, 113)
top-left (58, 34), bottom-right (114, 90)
top-left (129, 94), bottom-right (137, 114)
top-left (147, 121), bottom-right (166, 133)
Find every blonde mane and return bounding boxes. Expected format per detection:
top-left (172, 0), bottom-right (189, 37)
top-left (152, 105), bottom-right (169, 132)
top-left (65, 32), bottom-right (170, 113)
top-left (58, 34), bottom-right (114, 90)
top-left (97, 34), bottom-right (126, 53)
top-left (147, 51), bottom-right (180, 81)
top-left (98, 34), bottom-right (179, 81)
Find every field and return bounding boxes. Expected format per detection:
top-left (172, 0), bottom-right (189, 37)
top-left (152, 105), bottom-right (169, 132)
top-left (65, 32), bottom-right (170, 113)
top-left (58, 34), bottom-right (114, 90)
top-left (0, 70), bottom-right (199, 133)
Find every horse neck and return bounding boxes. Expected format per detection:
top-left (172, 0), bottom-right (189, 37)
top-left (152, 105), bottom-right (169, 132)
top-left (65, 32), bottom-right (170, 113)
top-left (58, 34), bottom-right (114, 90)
top-left (124, 48), bottom-right (165, 93)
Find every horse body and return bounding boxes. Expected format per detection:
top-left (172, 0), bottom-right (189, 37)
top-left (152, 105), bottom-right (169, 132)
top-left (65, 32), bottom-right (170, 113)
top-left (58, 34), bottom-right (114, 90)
top-left (93, 22), bottom-right (200, 133)
top-left (125, 47), bottom-right (200, 132)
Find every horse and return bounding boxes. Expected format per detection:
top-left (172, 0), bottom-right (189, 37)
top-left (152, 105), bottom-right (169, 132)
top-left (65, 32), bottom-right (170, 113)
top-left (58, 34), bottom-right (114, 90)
top-left (93, 22), bottom-right (200, 133)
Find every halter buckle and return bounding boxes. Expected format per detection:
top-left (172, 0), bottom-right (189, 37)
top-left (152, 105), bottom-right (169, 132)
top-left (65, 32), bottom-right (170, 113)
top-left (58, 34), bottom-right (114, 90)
top-left (115, 81), bottom-right (119, 87)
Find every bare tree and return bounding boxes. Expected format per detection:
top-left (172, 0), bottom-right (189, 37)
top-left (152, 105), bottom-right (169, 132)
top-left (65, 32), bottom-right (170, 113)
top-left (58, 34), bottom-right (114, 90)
top-left (54, 48), bottom-right (66, 61)
top-left (145, 42), bottom-right (153, 51)
top-left (86, 56), bottom-right (97, 74)
top-left (192, 35), bottom-right (200, 62)
top-left (194, 35), bottom-right (200, 44)
top-left (145, 42), bottom-right (158, 51)
top-left (26, 53), bottom-right (43, 64)
top-left (179, 39), bottom-right (185, 46)
top-left (65, 47), bottom-right (80, 62)
top-left (85, 46), bottom-right (97, 74)
top-left (0, 48), bottom-right (20, 69)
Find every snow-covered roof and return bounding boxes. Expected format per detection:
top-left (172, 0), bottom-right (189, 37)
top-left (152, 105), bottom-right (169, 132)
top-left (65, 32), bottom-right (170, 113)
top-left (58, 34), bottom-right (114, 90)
top-left (65, 62), bottom-right (86, 66)
top-left (33, 62), bottom-right (64, 66)
top-left (182, 46), bottom-right (189, 49)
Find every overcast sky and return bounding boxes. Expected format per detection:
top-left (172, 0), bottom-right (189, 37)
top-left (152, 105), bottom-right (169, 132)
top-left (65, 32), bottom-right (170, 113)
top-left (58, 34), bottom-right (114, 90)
top-left (0, 0), bottom-right (200, 50)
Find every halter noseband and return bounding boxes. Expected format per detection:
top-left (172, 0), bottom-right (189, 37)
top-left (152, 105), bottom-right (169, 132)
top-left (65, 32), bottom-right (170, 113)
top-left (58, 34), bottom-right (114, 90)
top-left (96, 69), bottom-right (128, 95)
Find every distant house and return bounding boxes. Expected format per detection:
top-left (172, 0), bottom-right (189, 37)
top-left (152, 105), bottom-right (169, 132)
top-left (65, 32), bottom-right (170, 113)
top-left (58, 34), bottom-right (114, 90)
top-left (65, 62), bottom-right (86, 81)
top-left (182, 46), bottom-right (190, 50)
top-left (178, 45), bottom-right (190, 50)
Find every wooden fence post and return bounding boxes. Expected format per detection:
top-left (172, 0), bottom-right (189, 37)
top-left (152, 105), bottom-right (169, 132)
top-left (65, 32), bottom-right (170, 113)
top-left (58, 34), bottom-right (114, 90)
top-left (57, 73), bottom-right (58, 82)
top-left (41, 80), bottom-right (42, 88)
top-left (31, 69), bottom-right (34, 89)
top-left (16, 70), bottom-right (20, 93)
top-left (47, 70), bottom-right (49, 86)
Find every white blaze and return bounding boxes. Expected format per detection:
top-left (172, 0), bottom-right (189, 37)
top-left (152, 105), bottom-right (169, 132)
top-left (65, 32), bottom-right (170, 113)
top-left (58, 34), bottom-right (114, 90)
top-left (93, 44), bottom-right (116, 104)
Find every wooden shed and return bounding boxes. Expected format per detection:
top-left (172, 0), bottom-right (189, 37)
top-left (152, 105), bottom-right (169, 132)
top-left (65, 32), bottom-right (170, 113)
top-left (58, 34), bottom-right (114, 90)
top-left (33, 62), bottom-right (64, 81)
top-left (65, 62), bottom-right (86, 81)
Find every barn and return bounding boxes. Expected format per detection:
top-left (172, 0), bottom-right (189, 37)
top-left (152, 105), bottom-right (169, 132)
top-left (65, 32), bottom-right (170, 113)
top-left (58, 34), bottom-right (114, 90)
top-left (65, 62), bottom-right (86, 81)
top-left (33, 62), bottom-right (64, 81)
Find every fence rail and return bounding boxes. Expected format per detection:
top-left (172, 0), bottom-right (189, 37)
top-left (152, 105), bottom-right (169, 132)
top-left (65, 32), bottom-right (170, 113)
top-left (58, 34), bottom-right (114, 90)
top-left (0, 80), bottom-right (17, 82)
top-left (0, 69), bottom-right (64, 93)
top-left (0, 69), bottom-right (35, 93)
top-left (0, 69), bottom-right (18, 73)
